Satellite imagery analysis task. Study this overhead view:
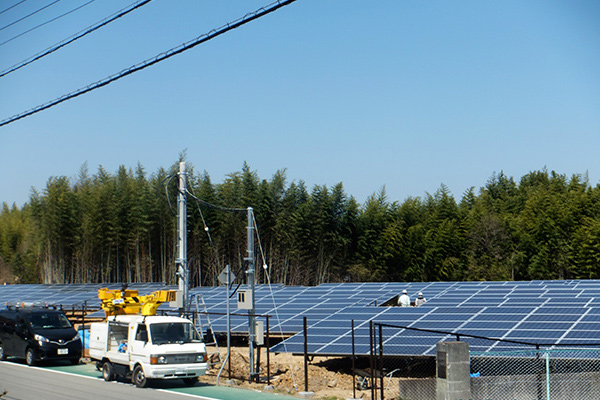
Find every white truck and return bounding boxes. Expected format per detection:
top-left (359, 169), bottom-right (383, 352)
top-left (89, 314), bottom-right (209, 388)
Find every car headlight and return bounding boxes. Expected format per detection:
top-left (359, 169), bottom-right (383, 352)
top-left (72, 334), bottom-right (81, 341)
top-left (34, 334), bottom-right (49, 345)
top-left (196, 353), bottom-right (208, 363)
top-left (150, 355), bottom-right (167, 364)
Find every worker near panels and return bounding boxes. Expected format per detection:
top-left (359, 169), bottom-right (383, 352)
top-left (398, 289), bottom-right (410, 307)
top-left (415, 292), bottom-right (426, 306)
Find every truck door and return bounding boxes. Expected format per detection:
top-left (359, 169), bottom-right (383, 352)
top-left (129, 322), bottom-right (149, 365)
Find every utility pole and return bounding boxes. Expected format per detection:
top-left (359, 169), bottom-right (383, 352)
top-left (176, 162), bottom-right (189, 314)
top-left (246, 207), bottom-right (258, 381)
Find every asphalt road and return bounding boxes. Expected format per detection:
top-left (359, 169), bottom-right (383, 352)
top-left (0, 361), bottom-right (217, 400)
top-left (0, 360), bottom-right (298, 400)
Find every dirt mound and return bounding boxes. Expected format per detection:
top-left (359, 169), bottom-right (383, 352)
top-left (197, 346), bottom-right (367, 399)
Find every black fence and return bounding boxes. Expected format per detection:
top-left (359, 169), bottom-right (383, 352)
top-left (369, 322), bottom-right (600, 400)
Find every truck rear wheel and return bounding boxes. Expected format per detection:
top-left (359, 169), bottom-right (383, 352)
top-left (102, 362), bottom-right (115, 381)
top-left (132, 364), bottom-right (150, 388)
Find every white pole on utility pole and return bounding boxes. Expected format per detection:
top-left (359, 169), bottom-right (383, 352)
top-left (177, 161), bottom-right (188, 314)
top-left (246, 207), bottom-right (257, 381)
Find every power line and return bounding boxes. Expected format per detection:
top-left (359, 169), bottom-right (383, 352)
top-left (0, 0), bottom-right (298, 128)
top-left (0, 0), bottom-right (151, 77)
top-left (0, 0), bottom-right (61, 32)
top-left (186, 189), bottom-right (246, 213)
top-left (0, 0), bottom-right (28, 16)
top-left (0, 0), bottom-right (96, 48)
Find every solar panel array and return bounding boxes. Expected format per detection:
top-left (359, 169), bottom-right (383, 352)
top-left (3, 280), bottom-right (600, 357)
top-left (265, 280), bottom-right (600, 356)
top-left (0, 282), bottom-right (176, 310)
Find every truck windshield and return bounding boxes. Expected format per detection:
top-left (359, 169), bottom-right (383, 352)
top-left (149, 322), bottom-right (202, 345)
top-left (28, 313), bottom-right (72, 330)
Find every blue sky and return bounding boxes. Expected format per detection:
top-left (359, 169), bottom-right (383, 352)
top-left (1, 0), bottom-right (599, 207)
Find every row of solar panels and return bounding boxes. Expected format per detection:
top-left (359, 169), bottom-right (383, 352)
top-left (191, 280), bottom-right (600, 356)
top-left (0, 282), bottom-right (176, 310)
top-left (3, 280), bottom-right (600, 356)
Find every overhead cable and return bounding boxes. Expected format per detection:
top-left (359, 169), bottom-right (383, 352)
top-left (0, 0), bottom-right (152, 78)
top-left (0, 0), bottom-right (61, 32)
top-left (0, 0), bottom-right (28, 16)
top-left (0, 0), bottom-right (298, 128)
top-left (0, 0), bottom-right (96, 48)
top-left (185, 189), bottom-right (246, 213)
top-left (157, 173), bottom-right (178, 217)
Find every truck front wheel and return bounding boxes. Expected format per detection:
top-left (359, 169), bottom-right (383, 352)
top-left (102, 362), bottom-right (115, 381)
top-left (132, 364), bottom-right (150, 388)
top-left (182, 377), bottom-right (197, 386)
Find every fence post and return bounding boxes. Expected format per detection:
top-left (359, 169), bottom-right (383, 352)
top-left (546, 351), bottom-right (551, 400)
top-left (379, 323), bottom-right (384, 400)
top-left (255, 341), bottom-right (261, 383)
top-left (352, 319), bottom-right (356, 400)
top-left (300, 316), bottom-right (314, 397)
top-left (536, 344), bottom-right (542, 400)
top-left (369, 321), bottom-right (376, 400)
top-left (266, 315), bottom-right (271, 386)
top-left (304, 316), bottom-right (308, 391)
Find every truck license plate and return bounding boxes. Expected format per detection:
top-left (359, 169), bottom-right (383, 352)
top-left (58, 348), bottom-right (68, 355)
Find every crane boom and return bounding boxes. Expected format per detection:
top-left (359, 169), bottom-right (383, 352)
top-left (98, 288), bottom-right (177, 317)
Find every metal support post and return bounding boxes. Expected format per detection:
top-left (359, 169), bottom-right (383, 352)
top-left (246, 207), bottom-right (257, 381)
top-left (216, 265), bottom-right (233, 385)
top-left (352, 319), bottom-right (356, 400)
top-left (379, 324), bottom-right (384, 400)
top-left (546, 351), bottom-right (551, 400)
top-left (177, 161), bottom-right (188, 314)
top-left (304, 316), bottom-right (309, 392)
top-left (266, 315), bottom-right (271, 385)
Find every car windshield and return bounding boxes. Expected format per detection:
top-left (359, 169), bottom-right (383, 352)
top-left (149, 322), bottom-right (202, 345)
top-left (28, 313), bottom-right (72, 329)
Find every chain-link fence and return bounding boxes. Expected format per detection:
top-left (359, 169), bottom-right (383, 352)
top-left (370, 322), bottom-right (442, 400)
top-left (471, 348), bottom-right (600, 400)
top-left (372, 322), bottom-right (600, 400)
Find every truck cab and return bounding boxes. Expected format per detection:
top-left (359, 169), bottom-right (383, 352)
top-left (89, 314), bottom-right (208, 387)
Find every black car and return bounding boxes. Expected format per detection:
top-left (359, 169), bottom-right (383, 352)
top-left (0, 308), bottom-right (82, 365)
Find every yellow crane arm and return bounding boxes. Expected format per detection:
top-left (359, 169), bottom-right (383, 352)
top-left (99, 288), bottom-right (177, 316)
top-left (140, 290), bottom-right (177, 316)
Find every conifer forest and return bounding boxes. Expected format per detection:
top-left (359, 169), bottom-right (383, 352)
top-left (1, 160), bottom-right (600, 286)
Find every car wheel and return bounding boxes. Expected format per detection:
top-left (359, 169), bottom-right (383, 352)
top-left (182, 377), bottom-right (197, 386)
top-left (26, 348), bottom-right (37, 366)
top-left (132, 364), bottom-right (149, 388)
top-left (0, 344), bottom-right (6, 361)
top-left (102, 361), bottom-right (115, 381)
